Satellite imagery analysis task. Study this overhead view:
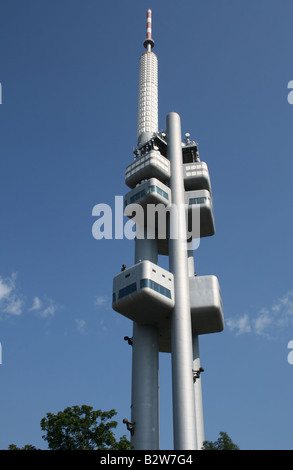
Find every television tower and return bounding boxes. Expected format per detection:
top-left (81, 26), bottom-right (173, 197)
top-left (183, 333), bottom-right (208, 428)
top-left (113, 9), bottom-right (224, 450)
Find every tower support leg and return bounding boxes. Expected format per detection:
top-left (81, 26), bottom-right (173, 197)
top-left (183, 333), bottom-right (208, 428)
top-left (192, 335), bottom-right (205, 449)
top-left (130, 236), bottom-right (159, 450)
top-left (131, 322), bottom-right (159, 449)
top-left (187, 242), bottom-right (205, 450)
top-left (167, 112), bottom-right (197, 450)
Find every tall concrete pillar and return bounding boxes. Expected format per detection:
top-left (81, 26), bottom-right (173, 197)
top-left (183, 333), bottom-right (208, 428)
top-left (167, 112), bottom-right (197, 450)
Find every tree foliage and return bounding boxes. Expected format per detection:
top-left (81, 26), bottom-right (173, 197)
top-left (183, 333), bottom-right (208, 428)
top-left (202, 431), bottom-right (239, 450)
top-left (8, 444), bottom-right (38, 450)
top-left (40, 405), bottom-right (132, 450)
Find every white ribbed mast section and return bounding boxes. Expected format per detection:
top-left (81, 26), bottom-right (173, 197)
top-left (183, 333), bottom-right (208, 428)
top-left (137, 9), bottom-right (158, 145)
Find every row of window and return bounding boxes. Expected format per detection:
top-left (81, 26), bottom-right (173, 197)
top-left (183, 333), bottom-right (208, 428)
top-left (126, 158), bottom-right (169, 177)
top-left (129, 189), bottom-right (146, 204)
top-left (185, 164), bottom-right (207, 171)
top-left (140, 279), bottom-right (172, 299)
top-left (126, 185), bottom-right (169, 205)
top-left (117, 282), bottom-right (137, 300)
top-left (115, 279), bottom-right (172, 301)
top-left (186, 171), bottom-right (207, 177)
top-left (148, 185), bottom-right (169, 200)
top-left (188, 197), bottom-right (210, 205)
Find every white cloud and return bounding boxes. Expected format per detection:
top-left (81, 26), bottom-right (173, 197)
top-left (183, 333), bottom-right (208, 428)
top-left (31, 296), bottom-right (59, 318)
top-left (3, 298), bottom-right (23, 316)
top-left (39, 304), bottom-right (56, 319)
top-left (29, 296), bottom-right (43, 311)
top-left (0, 273), bottom-right (23, 316)
top-left (0, 279), bottom-right (13, 301)
top-left (0, 273), bottom-right (61, 321)
top-left (227, 289), bottom-right (293, 337)
top-left (226, 313), bottom-right (251, 335)
top-left (253, 308), bottom-right (273, 336)
top-left (95, 295), bottom-right (110, 308)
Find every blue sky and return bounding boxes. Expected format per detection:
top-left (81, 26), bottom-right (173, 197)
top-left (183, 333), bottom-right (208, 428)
top-left (0, 0), bottom-right (293, 450)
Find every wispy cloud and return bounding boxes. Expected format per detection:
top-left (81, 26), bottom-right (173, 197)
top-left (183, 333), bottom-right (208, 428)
top-left (227, 289), bottom-right (293, 337)
top-left (226, 313), bottom-right (251, 335)
top-left (29, 296), bottom-right (59, 318)
top-left (0, 273), bottom-right (62, 320)
top-left (0, 273), bottom-right (23, 316)
top-left (30, 296), bottom-right (42, 311)
top-left (4, 298), bottom-right (23, 316)
top-left (0, 278), bottom-right (13, 301)
top-left (94, 295), bottom-right (110, 309)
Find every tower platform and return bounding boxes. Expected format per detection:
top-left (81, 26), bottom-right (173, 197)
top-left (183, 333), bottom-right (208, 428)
top-left (113, 261), bottom-right (224, 353)
top-left (186, 189), bottom-right (215, 238)
top-left (112, 261), bottom-right (174, 329)
top-left (124, 178), bottom-right (170, 211)
top-left (183, 161), bottom-right (212, 193)
top-left (125, 149), bottom-right (170, 189)
top-left (158, 275), bottom-right (224, 353)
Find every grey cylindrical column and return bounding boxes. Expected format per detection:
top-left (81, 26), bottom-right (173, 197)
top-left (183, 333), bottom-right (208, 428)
top-left (131, 322), bottom-right (159, 450)
top-left (187, 243), bottom-right (205, 450)
top-left (192, 335), bottom-right (205, 449)
top-left (167, 112), bottom-right (197, 450)
top-left (130, 235), bottom-right (159, 450)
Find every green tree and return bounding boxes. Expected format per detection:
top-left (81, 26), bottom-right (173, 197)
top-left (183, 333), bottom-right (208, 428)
top-left (40, 405), bottom-right (132, 450)
top-left (8, 444), bottom-right (38, 450)
top-left (202, 431), bottom-right (239, 450)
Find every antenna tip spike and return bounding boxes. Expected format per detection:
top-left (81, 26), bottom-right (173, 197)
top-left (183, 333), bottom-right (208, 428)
top-left (144, 8), bottom-right (155, 50)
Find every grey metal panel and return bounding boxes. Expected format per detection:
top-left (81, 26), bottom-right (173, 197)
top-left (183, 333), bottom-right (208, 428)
top-left (189, 275), bottom-right (224, 335)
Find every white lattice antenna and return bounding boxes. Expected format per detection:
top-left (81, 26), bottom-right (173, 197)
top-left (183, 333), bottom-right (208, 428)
top-left (137, 9), bottom-right (158, 145)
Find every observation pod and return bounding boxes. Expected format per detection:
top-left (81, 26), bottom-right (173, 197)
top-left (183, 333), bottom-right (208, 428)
top-left (185, 189), bottom-right (215, 238)
top-left (125, 149), bottom-right (170, 189)
top-left (124, 178), bottom-right (171, 211)
top-left (158, 275), bottom-right (224, 353)
top-left (183, 161), bottom-right (212, 193)
top-left (189, 275), bottom-right (224, 335)
top-left (124, 178), bottom-right (171, 240)
top-left (112, 261), bottom-right (174, 328)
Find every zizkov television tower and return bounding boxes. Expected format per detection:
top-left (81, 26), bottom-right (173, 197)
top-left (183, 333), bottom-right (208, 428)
top-left (113, 9), bottom-right (224, 450)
